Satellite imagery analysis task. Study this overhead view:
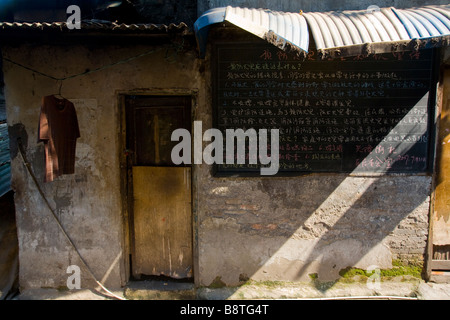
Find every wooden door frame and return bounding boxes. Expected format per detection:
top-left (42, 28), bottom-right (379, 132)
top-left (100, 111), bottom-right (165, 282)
top-left (426, 65), bottom-right (450, 281)
top-left (118, 90), bottom-right (199, 286)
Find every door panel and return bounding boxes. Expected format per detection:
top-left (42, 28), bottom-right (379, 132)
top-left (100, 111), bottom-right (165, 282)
top-left (132, 166), bottom-right (192, 278)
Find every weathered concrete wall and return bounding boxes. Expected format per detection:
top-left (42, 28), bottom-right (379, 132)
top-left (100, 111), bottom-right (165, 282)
top-left (3, 42), bottom-right (204, 290)
top-left (2, 38), bottom-right (435, 290)
top-left (198, 0), bottom-right (450, 16)
top-left (196, 170), bottom-right (431, 285)
top-left (194, 39), bottom-right (433, 287)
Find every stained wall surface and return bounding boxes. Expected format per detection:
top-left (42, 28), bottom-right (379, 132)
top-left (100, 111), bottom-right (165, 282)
top-left (3, 42), bottom-right (204, 289)
top-left (3, 37), bottom-right (437, 289)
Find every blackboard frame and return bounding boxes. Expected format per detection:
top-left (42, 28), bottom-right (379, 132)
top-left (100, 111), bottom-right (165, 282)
top-left (211, 41), bottom-right (439, 177)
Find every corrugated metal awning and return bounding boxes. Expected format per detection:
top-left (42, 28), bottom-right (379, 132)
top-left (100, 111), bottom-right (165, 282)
top-left (305, 5), bottom-right (450, 58)
top-left (303, 8), bottom-right (411, 51)
top-left (194, 6), bottom-right (309, 58)
top-left (195, 5), bottom-right (450, 58)
top-left (393, 6), bottom-right (450, 38)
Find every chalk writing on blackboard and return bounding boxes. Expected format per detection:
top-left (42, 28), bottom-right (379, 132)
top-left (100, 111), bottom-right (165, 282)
top-left (214, 43), bottom-right (434, 175)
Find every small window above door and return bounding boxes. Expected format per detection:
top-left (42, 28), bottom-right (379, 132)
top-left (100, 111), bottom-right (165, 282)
top-left (126, 96), bottom-right (191, 167)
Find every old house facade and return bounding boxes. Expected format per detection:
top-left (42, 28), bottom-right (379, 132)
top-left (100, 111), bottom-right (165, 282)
top-left (1, 0), bottom-right (450, 295)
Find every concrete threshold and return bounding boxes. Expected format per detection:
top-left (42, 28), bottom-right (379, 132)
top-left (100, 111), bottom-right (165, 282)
top-left (124, 279), bottom-right (196, 300)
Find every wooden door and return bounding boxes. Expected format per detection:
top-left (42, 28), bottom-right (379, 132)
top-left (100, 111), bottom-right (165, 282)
top-left (132, 166), bottom-right (192, 278)
top-left (126, 96), bottom-right (192, 279)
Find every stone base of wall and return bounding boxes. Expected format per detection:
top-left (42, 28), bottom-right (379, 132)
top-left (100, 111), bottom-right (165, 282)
top-left (197, 172), bottom-right (431, 286)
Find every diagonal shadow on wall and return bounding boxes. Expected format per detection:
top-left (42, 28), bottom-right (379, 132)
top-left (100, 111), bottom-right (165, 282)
top-left (199, 171), bottom-right (431, 288)
top-left (293, 174), bottom-right (431, 285)
top-left (198, 89), bottom-right (435, 293)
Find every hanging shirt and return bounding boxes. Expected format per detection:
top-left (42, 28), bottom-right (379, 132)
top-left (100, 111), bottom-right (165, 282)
top-left (38, 95), bottom-right (80, 182)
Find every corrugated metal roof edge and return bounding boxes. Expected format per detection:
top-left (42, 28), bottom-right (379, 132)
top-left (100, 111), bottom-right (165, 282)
top-left (0, 20), bottom-right (190, 34)
top-left (0, 163), bottom-right (11, 198)
top-left (194, 6), bottom-right (309, 58)
top-left (224, 6), bottom-right (309, 55)
top-left (315, 35), bottom-right (450, 59)
top-left (264, 30), bottom-right (308, 58)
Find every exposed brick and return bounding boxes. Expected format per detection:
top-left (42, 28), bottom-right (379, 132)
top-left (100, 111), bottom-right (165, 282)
top-left (251, 224), bottom-right (263, 230)
top-left (266, 224), bottom-right (278, 230)
top-left (224, 210), bottom-right (246, 215)
top-left (225, 199), bottom-right (241, 205)
top-left (240, 204), bottom-right (261, 211)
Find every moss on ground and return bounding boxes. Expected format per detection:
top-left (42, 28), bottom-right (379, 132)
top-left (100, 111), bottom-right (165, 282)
top-left (338, 260), bottom-right (423, 280)
top-left (204, 259), bottom-right (423, 293)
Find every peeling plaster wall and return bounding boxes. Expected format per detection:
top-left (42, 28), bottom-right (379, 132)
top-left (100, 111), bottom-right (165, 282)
top-left (3, 43), bottom-right (204, 289)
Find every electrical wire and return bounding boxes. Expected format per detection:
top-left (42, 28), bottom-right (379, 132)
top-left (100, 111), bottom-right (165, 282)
top-left (2, 38), bottom-right (185, 82)
top-left (3, 47), bottom-right (160, 82)
top-left (17, 137), bottom-right (126, 300)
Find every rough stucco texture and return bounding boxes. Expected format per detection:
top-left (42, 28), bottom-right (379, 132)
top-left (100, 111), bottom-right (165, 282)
top-left (3, 43), bottom-right (203, 289)
top-left (196, 163), bottom-right (431, 285)
top-left (3, 42), bottom-right (432, 289)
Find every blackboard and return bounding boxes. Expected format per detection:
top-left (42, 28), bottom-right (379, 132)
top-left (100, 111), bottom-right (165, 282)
top-left (213, 43), bottom-right (435, 175)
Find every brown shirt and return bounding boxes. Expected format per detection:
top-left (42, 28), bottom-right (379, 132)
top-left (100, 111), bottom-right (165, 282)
top-left (38, 95), bottom-right (80, 182)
